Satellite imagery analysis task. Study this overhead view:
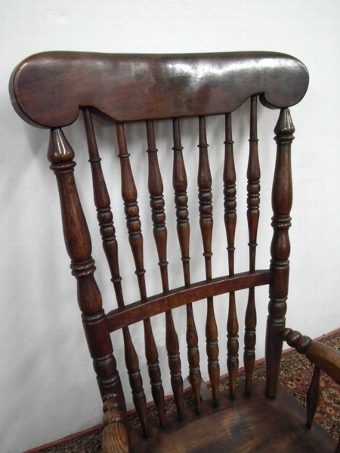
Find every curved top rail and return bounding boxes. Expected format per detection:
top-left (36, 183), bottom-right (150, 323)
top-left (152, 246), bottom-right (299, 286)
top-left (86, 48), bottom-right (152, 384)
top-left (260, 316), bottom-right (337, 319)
top-left (10, 51), bottom-right (309, 128)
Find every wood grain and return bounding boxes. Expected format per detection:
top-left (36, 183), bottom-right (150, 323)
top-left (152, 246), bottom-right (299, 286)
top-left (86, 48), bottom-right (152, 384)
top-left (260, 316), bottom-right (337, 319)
top-left (11, 50), bottom-right (340, 452)
top-left (128, 380), bottom-right (336, 452)
top-left (10, 51), bottom-right (308, 128)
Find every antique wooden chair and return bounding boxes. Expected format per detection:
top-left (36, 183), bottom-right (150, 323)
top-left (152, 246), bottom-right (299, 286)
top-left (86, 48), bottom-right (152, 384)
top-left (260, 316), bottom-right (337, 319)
top-left (10, 51), bottom-right (340, 452)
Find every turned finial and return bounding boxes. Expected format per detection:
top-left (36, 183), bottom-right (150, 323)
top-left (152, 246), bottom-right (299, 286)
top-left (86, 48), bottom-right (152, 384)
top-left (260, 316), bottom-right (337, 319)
top-left (274, 108), bottom-right (295, 143)
top-left (280, 328), bottom-right (312, 354)
top-left (48, 128), bottom-right (75, 164)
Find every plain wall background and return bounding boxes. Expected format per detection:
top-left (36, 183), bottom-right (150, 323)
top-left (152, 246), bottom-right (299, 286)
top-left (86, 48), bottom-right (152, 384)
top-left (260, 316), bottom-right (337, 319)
top-left (1, 1), bottom-right (340, 452)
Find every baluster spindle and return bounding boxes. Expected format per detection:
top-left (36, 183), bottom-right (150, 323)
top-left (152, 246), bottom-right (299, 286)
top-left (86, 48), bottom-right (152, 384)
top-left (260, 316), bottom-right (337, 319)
top-left (244, 96), bottom-right (261, 396)
top-left (224, 113), bottom-right (239, 400)
top-left (266, 108), bottom-right (294, 399)
top-left (83, 109), bottom-right (148, 436)
top-left (173, 118), bottom-right (201, 415)
top-left (198, 116), bottom-right (219, 406)
top-left (146, 120), bottom-right (169, 290)
top-left (146, 120), bottom-right (183, 422)
top-left (306, 365), bottom-right (320, 430)
top-left (47, 128), bottom-right (125, 417)
top-left (116, 123), bottom-right (165, 428)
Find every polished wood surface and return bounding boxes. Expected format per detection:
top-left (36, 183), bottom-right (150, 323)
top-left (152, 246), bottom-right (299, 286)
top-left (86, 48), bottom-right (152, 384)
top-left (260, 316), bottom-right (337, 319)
top-left (10, 51), bottom-right (308, 127)
top-left (10, 51), bottom-right (340, 452)
top-left (265, 107), bottom-right (294, 399)
top-left (127, 380), bottom-right (337, 452)
top-left (105, 271), bottom-right (272, 331)
top-left (172, 117), bottom-right (201, 415)
top-left (244, 96), bottom-right (260, 396)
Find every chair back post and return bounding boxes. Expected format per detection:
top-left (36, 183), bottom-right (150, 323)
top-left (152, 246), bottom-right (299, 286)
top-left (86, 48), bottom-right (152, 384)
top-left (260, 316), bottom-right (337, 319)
top-left (47, 127), bottom-right (126, 413)
top-left (266, 108), bottom-right (294, 399)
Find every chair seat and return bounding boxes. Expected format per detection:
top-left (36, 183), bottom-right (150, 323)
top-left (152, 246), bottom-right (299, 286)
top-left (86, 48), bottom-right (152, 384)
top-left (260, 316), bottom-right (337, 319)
top-left (128, 379), bottom-right (336, 452)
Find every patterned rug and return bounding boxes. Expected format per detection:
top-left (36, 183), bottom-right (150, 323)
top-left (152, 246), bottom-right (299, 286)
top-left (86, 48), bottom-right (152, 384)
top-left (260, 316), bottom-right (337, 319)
top-left (28, 331), bottom-right (340, 452)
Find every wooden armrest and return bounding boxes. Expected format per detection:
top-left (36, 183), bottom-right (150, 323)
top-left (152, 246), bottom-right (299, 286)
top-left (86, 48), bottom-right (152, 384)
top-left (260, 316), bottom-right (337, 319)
top-left (281, 328), bottom-right (340, 385)
top-left (282, 328), bottom-right (340, 436)
top-left (304, 341), bottom-right (340, 385)
top-left (102, 394), bottom-right (130, 453)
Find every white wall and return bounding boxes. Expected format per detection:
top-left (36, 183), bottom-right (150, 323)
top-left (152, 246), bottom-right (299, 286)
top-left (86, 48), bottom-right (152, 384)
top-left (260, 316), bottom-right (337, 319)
top-left (1, 1), bottom-right (340, 452)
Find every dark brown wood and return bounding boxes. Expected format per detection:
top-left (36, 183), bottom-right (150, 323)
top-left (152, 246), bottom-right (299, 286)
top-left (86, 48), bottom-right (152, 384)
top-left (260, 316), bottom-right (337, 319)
top-left (12, 50), bottom-right (340, 453)
top-left (265, 108), bottom-right (294, 399)
top-left (224, 113), bottom-right (236, 274)
top-left (84, 109), bottom-right (149, 436)
top-left (224, 113), bottom-right (239, 400)
top-left (146, 120), bottom-right (183, 423)
top-left (197, 117), bottom-right (220, 406)
top-left (282, 328), bottom-right (340, 439)
top-left (83, 108), bottom-right (123, 302)
top-left (247, 96), bottom-right (261, 272)
top-left (127, 380), bottom-right (337, 452)
top-left (10, 51), bottom-right (309, 127)
top-left (173, 118), bottom-right (201, 415)
top-left (281, 328), bottom-right (340, 385)
top-left (244, 96), bottom-right (260, 396)
top-left (146, 121), bottom-right (168, 291)
top-left (47, 128), bottom-right (125, 409)
top-left (226, 295), bottom-right (239, 402)
top-left (106, 271), bottom-right (272, 332)
top-left (172, 118), bottom-right (191, 286)
top-left (197, 116), bottom-right (213, 281)
top-left (116, 123), bottom-right (165, 429)
top-left (306, 366), bottom-right (320, 430)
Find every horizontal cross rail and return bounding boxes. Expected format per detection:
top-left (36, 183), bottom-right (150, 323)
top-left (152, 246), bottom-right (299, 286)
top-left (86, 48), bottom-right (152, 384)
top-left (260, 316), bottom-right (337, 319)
top-left (106, 270), bottom-right (272, 332)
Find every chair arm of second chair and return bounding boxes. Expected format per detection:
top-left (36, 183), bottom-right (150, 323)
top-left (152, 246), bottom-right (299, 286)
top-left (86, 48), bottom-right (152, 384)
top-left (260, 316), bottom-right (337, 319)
top-left (281, 327), bottom-right (340, 452)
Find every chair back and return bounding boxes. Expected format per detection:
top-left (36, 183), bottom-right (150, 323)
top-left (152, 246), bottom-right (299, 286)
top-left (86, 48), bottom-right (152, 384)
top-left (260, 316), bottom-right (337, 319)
top-left (10, 51), bottom-right (309, 438)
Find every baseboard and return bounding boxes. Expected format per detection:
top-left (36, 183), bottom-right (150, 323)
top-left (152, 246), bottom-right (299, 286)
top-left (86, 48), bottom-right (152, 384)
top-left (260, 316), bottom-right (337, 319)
top-left (22, 424), bottom-right (102, 453)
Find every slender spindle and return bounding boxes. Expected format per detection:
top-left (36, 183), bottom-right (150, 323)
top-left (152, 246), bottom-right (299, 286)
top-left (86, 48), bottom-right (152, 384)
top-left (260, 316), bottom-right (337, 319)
top-left (198, 116), bottom-right (219, 406)
top-left (306, 366), bottom-right (320, 430)
top-left (173, 118), bottom-right (201, 415)
top-left (266, 108), bottom-right (294, 399)
top-left (146, 120), bottom-right (183, 423)
top-left (146, 120), bottom-right (169, 290)
top-left (224, 113), bottom-right (239, 400)
top-left (83, 109), bottom-right (148, 436)
top-left (244, 96), bottom-right (260, 395)
top-left (116, 123), bottom-right (165, 428)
